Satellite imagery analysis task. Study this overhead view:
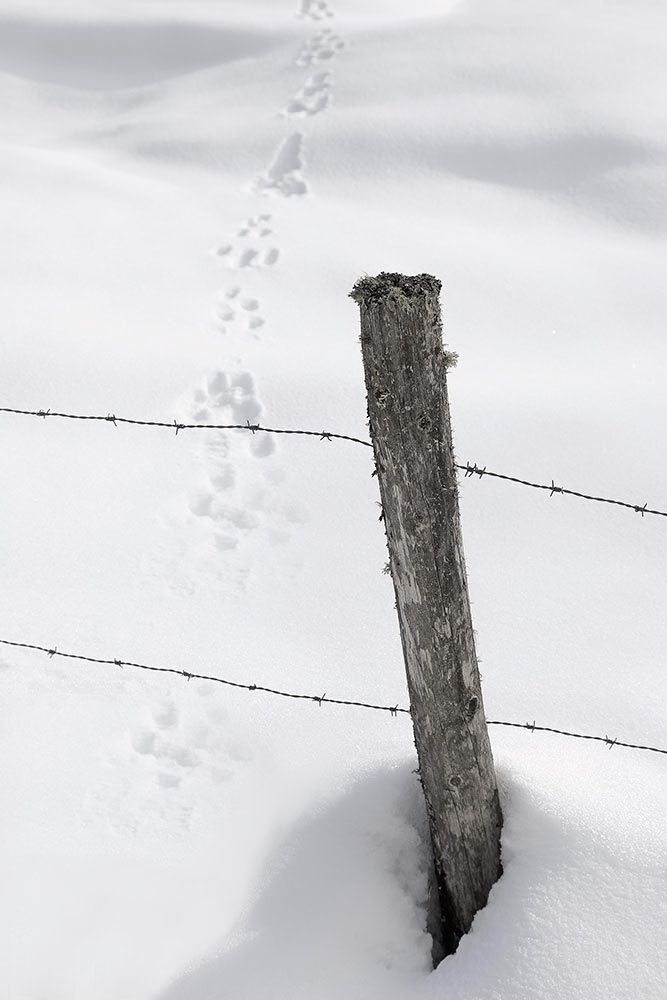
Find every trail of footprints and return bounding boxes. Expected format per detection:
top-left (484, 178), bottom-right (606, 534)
top-left (133, 0), bottom-right (347, 812)
top-left (253, 4), bottom-right (346, 191)
top-left (180, 2), bottom-right (347, 573)
top-left (294, 28), bottom-right (345, 68)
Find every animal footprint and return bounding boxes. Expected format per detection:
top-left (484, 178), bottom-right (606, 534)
top-left (131, 701), bottom-right (199, 791)
top-left (128, 696), bottom-right (251, 799)
top-left (187, 368), bottom-right (275, 526)
top-left (182, 366), bottom-right (308, 575)
top-left (252, 132), bottom-right (308, 197)
top-left (237, 214), bottom-right (273, 238)
top-left (294, 29), bottom-right (345, 67)
top-left (297, 0), bottom-right (334, 19)
top-left (283, 71), bottom-right (332, 117)
top-left (215, 285), bottom-right (266, 338)
top-left (205, 369), bottom-right (264, 427)
top-left (214, 214), bottom-right (280, 270)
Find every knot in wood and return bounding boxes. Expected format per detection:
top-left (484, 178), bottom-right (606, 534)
top-left (465, 696), bottom-right (479, 722)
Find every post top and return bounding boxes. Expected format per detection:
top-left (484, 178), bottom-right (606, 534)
top-left (350, 272), bottom-right (441, 306)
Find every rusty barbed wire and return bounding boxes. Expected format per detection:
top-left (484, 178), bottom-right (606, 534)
top-left (1, 637), bottom-right (665, 756)
top-left (1, 404), bottom-right (666, 519)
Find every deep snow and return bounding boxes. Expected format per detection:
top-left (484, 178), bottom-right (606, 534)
top-left (1, 1), bottom-right (666, 998)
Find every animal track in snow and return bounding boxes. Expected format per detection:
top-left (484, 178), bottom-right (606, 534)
top-left (294, 29), bottom-right (345, 67)
top-left (214, 214), bottom-right (280, 270)
top-left (297, 0), bottom-right (334, 20)
top-left (283, 71), bottom-right (332, 117)
top-left (237, 214), bottom-right (273, 238)
top-left (128, 696), bottom-right (251, 798)
top-left (99, 690), bottom-right (253, 841)
top-left (198, 369), bottom-right (266, 436)
top-left (183, 367), bottom-right (307, 582)
top-left (214, 285), bottom-right (266, 338)
top-left (252, 132), bottom-right (308, 197)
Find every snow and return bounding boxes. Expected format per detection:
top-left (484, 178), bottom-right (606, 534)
top-left (1, 0), bottom-right (666, 997)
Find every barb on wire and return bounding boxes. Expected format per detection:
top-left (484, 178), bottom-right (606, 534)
top-left (457, 462), bottom-right (667, 519)
top-left (2, 404), bottom-right (666, 520)
top-left (0, 638), bottom-right (410, 716)
top-left (484, 719), bottom-right (665, 756)
top-left (1, 637), bottom-right (665, 756)
top-left (0, 406), bottom-right (373, 449)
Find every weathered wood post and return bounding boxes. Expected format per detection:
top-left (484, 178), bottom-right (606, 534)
top-left (351, 272), bottom-right (502, 960)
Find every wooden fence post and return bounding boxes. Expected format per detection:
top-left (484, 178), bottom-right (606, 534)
top-left (351, 272), bottom-right (503, 961)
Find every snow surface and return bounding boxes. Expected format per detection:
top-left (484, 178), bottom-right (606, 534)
top-left (1, 1), bottom-right (666, 997)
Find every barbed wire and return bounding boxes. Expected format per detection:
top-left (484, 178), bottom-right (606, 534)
top-left (0, 637), bottom-right (408, 715)
top-left (459, 462), bottom-right (667, 518)
top-left (0, 406), bottom-right (372, 448)
top-left (1, 404), bottom-right (665, 519)
top-left (2, 637), bottom-right (664, 756)
top-left (485, 719), bottom-right (665, 754)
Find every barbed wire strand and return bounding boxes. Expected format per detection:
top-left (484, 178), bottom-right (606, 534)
top-left (1, 638), bottom-right (664, 756)
top-left (1, 405), bottom-right (665, 519)
top-left (458, 462), bottom-right (666, 518)
top-left (0, 406), bottom-right (373, 448)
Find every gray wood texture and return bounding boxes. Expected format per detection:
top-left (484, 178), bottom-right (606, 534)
top-left (351, 273), bottom-right (503, 958)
